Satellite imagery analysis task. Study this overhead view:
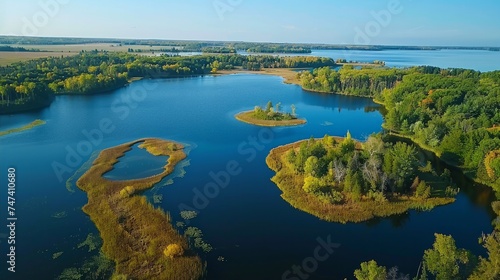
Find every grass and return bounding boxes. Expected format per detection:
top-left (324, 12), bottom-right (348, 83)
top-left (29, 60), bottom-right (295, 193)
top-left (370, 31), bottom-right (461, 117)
top-left (76, 138), bottom-right (203, 279)
top-left (235, 110), bottom-right (306, 127)
top-left (0, 119), bottom-right (46, 137)
top-left (266, 139), bottom-right (455, 223)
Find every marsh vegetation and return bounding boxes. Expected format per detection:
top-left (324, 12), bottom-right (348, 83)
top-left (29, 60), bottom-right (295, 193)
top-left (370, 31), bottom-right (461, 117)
top-left (76, 138), bottom-right (203, 279)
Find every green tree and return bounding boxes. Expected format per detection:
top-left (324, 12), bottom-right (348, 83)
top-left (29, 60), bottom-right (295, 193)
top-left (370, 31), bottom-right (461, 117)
top-left (265, 101), bottom-right (273, 112)
top-left (354, 260), bottom-right (387, 280)
top-left (386, 142), bottom-right (419, 191)
top-left (469, 233), bottom-right (500, 280)
top-left (304, 156), bottom-right (320, 177)
top-left (423, 234), bottom-right (476, 280)
top-left (303, 175), bottom-right (322, 193)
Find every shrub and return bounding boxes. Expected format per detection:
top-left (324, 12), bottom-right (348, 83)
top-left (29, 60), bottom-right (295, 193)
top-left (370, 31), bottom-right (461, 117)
top-left (315, 190), bottom-right (343, 204)
top-left (367, 191), bottom-right (387, 203)
top-left (119, 186), bottom-right (135, 198)
top-left (492, 201), bottom-right (500, 216)
top-left (419, 161), bottom-right (433, 173)
top-left (445, 186), bottom-right (459, 197)
top-left (416, 181), bottom-right (431, 198)
top-left (303, 175), bottom-right (322, 193)
top-left (163, 244), bottom-right (184, 259)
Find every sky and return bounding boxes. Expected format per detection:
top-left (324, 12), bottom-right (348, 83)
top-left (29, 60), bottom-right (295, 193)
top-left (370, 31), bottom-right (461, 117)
top-left (1, 0), bottom-right (499, 46)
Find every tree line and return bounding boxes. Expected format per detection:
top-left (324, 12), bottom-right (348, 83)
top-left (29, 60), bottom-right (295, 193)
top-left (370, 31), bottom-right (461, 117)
top-left (298, 65), bottom-right (500, 193)
top-left (286, 133), bottom-right (454, 205)
top-left (298, 66), bottom-right (404, 96)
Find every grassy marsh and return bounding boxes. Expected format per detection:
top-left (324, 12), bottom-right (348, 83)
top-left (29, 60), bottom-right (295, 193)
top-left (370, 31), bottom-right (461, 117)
top-left (76, 138), bottom-right (203, 279)
top-left (0, 119), bottom-right (46, 137)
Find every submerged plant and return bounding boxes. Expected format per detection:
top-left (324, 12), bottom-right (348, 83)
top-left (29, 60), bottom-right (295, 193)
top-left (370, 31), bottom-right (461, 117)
top-left (77, 233), bottom-right (102, 252)
top-left (180, 210), bottom-right (198, 220)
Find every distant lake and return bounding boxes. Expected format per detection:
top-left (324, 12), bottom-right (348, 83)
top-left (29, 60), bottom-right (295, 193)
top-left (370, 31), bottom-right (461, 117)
top-left (0, 73), bottom-right (495, 279)
top-left (239, 49), bottom-right (500, 72)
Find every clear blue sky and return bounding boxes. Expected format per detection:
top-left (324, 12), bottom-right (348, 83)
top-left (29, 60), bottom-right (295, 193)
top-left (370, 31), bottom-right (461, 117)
top-left (1, 0), bottom-right (499, 46)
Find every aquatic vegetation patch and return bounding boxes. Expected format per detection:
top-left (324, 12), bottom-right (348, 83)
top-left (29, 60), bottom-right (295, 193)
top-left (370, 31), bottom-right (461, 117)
top-left (180, 210), bottom-right (198, 220)
top-left (52, 252), bottom-right (63, 259)
top-left (0, 119), bottom-right (46, 137)
top-left (77, 233), bottom-right (102, 252)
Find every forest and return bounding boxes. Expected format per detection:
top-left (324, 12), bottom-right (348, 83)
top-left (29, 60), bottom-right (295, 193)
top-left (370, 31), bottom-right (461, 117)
top-left (267, 133), bottom-right (456, 223)
top-left (0, 52), bottom-right (336, 113)
top-left (297, 66), bottom-right (500, 193)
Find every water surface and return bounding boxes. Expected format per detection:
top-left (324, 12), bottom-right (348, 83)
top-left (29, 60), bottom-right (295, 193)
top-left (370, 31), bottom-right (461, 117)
top-left (0, 73), bottom-right (495, 280)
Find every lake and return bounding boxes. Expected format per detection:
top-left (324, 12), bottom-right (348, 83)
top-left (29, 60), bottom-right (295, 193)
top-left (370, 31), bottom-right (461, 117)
top-left (240, 49), bottom-right (500, 72)
top-left (0, 51), bottom-right (498, 279)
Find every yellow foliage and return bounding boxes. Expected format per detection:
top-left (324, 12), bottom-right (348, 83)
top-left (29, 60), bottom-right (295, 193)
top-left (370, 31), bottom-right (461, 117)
top-left (119, 186), bottom-right (135, 198)
top-left (484, 150), bottom-right (500, 179)
top-left (164, 244), bottom-right (184, 259)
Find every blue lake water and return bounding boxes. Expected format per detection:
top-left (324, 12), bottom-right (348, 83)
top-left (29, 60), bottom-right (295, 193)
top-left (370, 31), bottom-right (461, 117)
top-left (0, 49), bottom-right (499, 279)
top-left (102, 142), bottom-right (169, 181)
top-left (240, 49), bottom-right (500, 72)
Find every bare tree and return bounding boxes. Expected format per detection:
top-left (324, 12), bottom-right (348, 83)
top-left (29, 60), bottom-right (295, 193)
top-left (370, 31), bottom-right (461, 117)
top-left (380, 173), bottom-right (388, 194)
top-left (333, 160), bottom-right (347, 184)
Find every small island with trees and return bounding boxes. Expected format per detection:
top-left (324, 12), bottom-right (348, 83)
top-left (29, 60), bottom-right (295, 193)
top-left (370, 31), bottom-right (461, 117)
top-left (235, 101), bottom-right (306, 127)
top-left (266, 132), bottom-right (458, 223)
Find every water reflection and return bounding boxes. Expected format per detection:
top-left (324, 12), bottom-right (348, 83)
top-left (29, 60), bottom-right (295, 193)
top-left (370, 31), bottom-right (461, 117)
top-left (102, 142), bottom-right (169, 181)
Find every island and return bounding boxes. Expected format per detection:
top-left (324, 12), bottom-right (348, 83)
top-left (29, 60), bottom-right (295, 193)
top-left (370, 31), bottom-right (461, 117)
top-left (76, 138), bottom-right (203, 279)
top-left (266, 133), bottom-right (457, 223)
top-left (235, 101), bottom-right (306, 127)
top-left (0, 119), bottom-right (46, 137)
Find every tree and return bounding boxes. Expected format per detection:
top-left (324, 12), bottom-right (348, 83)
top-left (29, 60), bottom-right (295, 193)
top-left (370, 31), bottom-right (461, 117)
top-left (163, 243), bottom-right (184, 259)
top-left (423, 234), bottom-right (476, 280)
top-left (275, 102), bottom-right (281, 112)
top-left (469, 233), bottom-right (500, 280)
top-left (291, 104), bottom-right (296, 116)
top-left (304, 156), bottom-right (320, 177)
top-left (354, 260), bottom-right (387, 280)
top-left (364, 135), bottom-right (384, 157)
top-left (386, 142), bottom-right (419, 191)
top-left (333, 160), bottom-right (347, 184)
top-left (286, 149), bottom-right (297, 164)
top-left (303, 175), bottom-right (322, 193)
top-left (265, 101), bottom-right (273, 112)
top-left (340, 131), bottom-right (356, 154)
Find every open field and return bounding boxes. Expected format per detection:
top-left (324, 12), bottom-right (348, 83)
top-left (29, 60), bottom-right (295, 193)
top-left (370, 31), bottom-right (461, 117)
top-left (0, 51), bottom-right (76, 66)
top-left (0, 43), bottom-right (181, 65)
top-left (6, 43), bottom-right (178, 53)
